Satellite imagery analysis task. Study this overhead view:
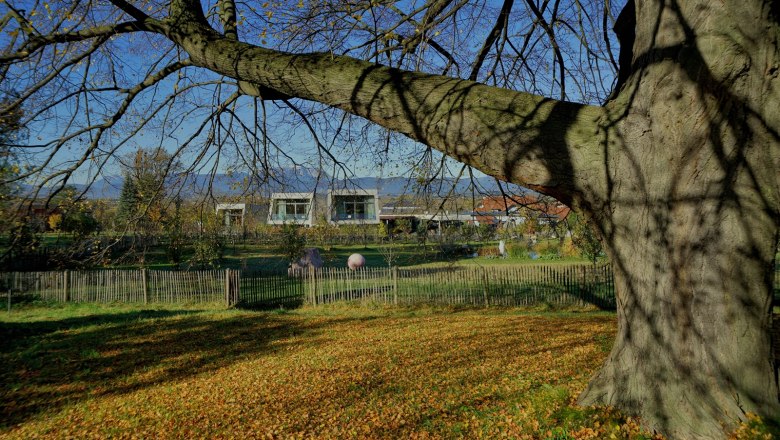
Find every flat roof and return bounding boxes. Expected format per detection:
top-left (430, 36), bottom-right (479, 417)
top-left (216, 203), bottom-right (245, 210)
top-left (328, 188), bottom-right (378, 196)
top-left (270, 192), bottom-right (314, 199)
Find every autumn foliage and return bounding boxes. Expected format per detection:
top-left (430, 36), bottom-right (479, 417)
top-left (0, 305), bottom-right (771, 439)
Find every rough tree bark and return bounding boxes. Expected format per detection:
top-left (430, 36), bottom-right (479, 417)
top-left (578, 1), bottom-right (780, 438)
top-left (50, 0), bottom-right (780, 437)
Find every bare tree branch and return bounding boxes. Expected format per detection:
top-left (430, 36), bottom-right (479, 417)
top-left (0, 21), bottom-right (147, 63)
top-left (469, 0), bottom-right (514, 81)
top-left (523, 0), bottom-right (567, 99)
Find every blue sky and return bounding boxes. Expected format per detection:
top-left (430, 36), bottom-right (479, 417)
top-left (3, 0), bottom-right (622, 191)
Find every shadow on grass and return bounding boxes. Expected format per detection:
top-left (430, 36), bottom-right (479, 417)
top-left (237, 297), bottom-right (304, 310)
top-left (0, 308), bottom-right (200, 351)
top-left (0, 308), bottom-right (332, 429)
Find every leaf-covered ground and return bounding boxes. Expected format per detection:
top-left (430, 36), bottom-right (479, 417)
top-left (0, 304), bottom-right (769, 439)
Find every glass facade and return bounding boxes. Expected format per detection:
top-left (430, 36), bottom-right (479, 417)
top-left (333, 195), bottom-right (376, 221)
top-left (271, 199), bottom-right (310, 221)
top-left (223, 210), bottom-right (243, 227)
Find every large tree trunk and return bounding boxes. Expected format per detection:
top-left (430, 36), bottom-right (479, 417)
top-left (580, 195), bottom-right (779, 439)
top-left (579, 1), bottom-right (780, 438)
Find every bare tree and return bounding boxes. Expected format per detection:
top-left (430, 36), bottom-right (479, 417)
top-left (1, 0), bottom-right (779, 438)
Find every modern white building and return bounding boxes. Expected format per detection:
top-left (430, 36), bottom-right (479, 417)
top-left (267, 192), bottom-right (315, 226)
top-left (215, 203), bottom-right (248, 229)
top-left (327, 189), bottom-right (380, 225)
top-left (215, 203), bottom-right (267, 229)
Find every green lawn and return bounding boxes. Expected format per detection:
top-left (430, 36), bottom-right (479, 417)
top-left (221, 243), bottom-right (457, 270)
top-left (105, 242), bottom-right (438, 270)
top-left (1, 303), bottom-right (775, 439)
top-left (221, 242), bottom-right (594, 271)
top-left (2, 233), bottom-right (597, 271)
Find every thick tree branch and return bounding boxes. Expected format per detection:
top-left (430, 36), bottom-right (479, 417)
top-left (214, 0), bottom-right (288, 100)
top-left (217, 0), bottom-right (238, 40)
top-left (159, 1), bottom-right (605, 205)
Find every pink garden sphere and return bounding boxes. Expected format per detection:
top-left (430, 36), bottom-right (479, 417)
top-left (347, 253), bottom-right (366, 270)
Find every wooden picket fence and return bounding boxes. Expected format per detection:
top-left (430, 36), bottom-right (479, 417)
top-left (306, 265), bottom-right (615, 309)
top-left (240, 270), bottom-right (306, 309)
top-left (0, 264), bottom-right (616, 310)
top-left (1, 269), bottom-right (239, 307)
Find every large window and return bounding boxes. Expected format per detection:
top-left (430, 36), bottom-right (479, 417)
top-left (224, 210), bottom-right (243, 227)
top-left (334, 196), bottom-right (375, 220)
top-left (273, 199), bottom-right (310, 221)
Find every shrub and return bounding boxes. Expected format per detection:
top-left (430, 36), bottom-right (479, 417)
top-left (188, 212), bottom-right (225, 269)
top-left (277, 223), bottom-right (307, 265)
top-left (561, 237), bottom-right (580, 258)
top-left (438, 243), bottom-right (475, 259)
top-left (393, 218), bottom-right (413, 235)
top-left (533, 240), bottom-right (562, 260)
top-left (505, 241), bottom-right (530, 259)
top-left (476, 223), bottom-right (495, 242)
top-left (189, 233), bottom-right (224, 269)
top-left (308, 217), bottom-right (337, 250)
top-left (568, 214), bottom-right (604, 264)
top-left (477, 246), bottom-right (500, 258)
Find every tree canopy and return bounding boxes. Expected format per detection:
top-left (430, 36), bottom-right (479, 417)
top-left (0, 0), bottom-right (621, 200)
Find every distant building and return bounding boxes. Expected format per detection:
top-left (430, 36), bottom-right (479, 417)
top-left (378, 200), bottom-right (422, 232)
top-left (378, 200), bottom-right (474, 234)
top-left (215, 203), bottom-right (267, 229)
top-left (473, 196), bottom-right (570, 227)
top-left (424, 211), bottom-right (475, 225)
top-left (268, 192), bottom-right (315, 226)
top-left (216, 203), bottom-right (246, 228)
top-left (379, 200), bottom-right (423, 219)
top-left (327, 189), bottom-right (380, 225)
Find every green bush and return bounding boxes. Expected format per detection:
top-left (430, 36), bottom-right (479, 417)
top-left (277, 223), bottom-right (307, 265)
top-left (505, 241), bottom-right (530, 259)
top-left (187, 211), bottom-right (225, 269)
top-left (189, 234), bottom-right (224, 269)
top-left (477, 246), bottom-right (500, 258)
top-left (533, 240), bottom-right (562, 260)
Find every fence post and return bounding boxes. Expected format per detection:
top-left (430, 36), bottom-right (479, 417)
top-left (234, 270), bottom-right (240, 306)
top-left (309, 266), bottom-right (318, 306)
top-left (63, 270), bottom-right (70, 302)
top-left (392, 266), bottom-right (398, 306)
top-left (482, 268), bottom-right (489, 308)
top-left (6, 286), bottom-right (10, 312)
top-left (141, 269), bottom-right (148, 305)
top-left (225, 269), bottom-right (231, 308)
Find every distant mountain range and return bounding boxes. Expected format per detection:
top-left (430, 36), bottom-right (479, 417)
top-left (23, 168), bottom-right (529, 200)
